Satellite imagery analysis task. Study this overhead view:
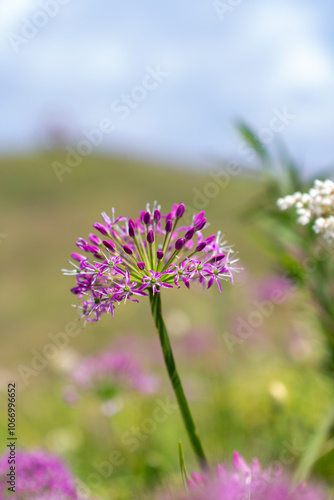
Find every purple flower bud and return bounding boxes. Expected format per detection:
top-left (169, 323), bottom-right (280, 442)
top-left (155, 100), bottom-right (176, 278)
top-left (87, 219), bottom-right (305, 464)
top-left (196, 242), bottom-right (207, 252)
top-left (76, 238), bottom-right (88, 250)
top-left (194, 211), bottom-right (205, 224)
top-left (147, 230), bottom-right (154, 243)
top-left (176, 203), bottom-right (185, 218)
top-left (205, 235), bottom-right (216, 244)
top-left (195, 218), bottom-right (207, 231)
top-left (157, 250), bottom-right (164, 260)
top-left (137, 262), bottom-right (146, 270)
top-left (154, 209), bottom-right (161, 222)
top-left (211, 253), bottom-right (226, 262)
top-left (185, 227), bottom-right (195, 240)
top-left (85, 244), bottom-right (100, 254)
top-left (123, 245), bottom-right (133, 255)
top-left (175, 238), bottom-right (186, 250)
top-left (71, 252), bottom-right (87, 262)
top-left (103, 240), bottom-right (116, 252)
top-left (143, 211), bottom-right (151, 225)
top-left (128, 219), bottom-right (135, 237)
top-left (93, 222), bottom-right (108, 235)
top-left (89, 233), bottom-right (101, 246)
top-left (165, 219), bottom-right (173, 233)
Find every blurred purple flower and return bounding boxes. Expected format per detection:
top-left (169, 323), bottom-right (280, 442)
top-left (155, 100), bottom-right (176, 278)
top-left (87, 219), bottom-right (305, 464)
top-left (67, 350), bottom-right (158, 405)
top-left (256, 275), bottom-right (293, 303)
top-left (0, 450), bottom-right (78, 499)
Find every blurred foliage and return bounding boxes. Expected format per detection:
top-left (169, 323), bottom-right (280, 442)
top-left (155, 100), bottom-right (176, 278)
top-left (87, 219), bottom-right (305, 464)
top-left (237, 122), bottom-right (334, 485)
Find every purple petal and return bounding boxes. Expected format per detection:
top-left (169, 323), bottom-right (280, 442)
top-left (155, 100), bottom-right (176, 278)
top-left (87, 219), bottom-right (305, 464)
top-left (93, 222), bottom-right (109, 235)
top-left (208, 276), bottom-right (215, 289)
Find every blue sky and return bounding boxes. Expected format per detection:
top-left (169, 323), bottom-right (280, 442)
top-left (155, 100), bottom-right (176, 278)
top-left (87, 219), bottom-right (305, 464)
top-left (0, 0), bottom-right (334, 171)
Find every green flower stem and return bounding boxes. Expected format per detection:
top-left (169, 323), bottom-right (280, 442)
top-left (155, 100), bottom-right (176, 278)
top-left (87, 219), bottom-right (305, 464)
top-left (149, 289), bottom-right (208, 469)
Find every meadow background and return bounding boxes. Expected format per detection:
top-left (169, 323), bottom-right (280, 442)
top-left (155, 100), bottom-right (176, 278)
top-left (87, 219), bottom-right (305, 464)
top-left (1, 1), bottom-right (334, 498)
top-left (0, 151), bottom-right (333, 498)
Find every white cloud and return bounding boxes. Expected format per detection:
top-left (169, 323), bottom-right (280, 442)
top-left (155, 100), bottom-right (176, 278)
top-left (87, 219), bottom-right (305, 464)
top-left (0, 0), bottom-right (37, 32)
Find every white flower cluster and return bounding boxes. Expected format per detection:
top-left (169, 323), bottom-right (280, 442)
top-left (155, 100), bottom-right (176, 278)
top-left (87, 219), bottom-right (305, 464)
top-left (277, 179), bottom-right (334, 242)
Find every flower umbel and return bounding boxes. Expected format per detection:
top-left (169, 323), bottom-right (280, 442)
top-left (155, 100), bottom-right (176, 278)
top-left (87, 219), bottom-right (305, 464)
top-left (277, 179), bottom-right (334, 243)
top-left (64, 202), bottom-right (238, 322)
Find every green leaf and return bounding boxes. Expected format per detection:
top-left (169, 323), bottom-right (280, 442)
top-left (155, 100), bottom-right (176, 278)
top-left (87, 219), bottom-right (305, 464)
top-left (294, 404), bottom-right (334, 483)
top-left (178, 441), bottom-right (189, 492)
top-left (280, 254), bottom-right (305, 283)
top-left (236, 121), bottom-right (270, 164)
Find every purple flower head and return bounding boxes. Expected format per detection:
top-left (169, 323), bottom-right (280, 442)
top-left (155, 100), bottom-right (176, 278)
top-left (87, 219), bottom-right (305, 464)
top-left (158, 452), bottom-right (329, 500)
top-left (140, 270), bottom-right (174, 294)
top-left (64, 203), bottom-right (239, 322)
top-left (0, 450), bottom-right (80, 499)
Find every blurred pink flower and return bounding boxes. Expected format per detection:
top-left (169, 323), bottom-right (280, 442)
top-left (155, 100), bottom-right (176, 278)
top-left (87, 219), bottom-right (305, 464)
top-left (256, 275), bottom-right (294, 303)
top-left (159, 452), bottom-right (329, 500)
top-left (66, 349), bottom-right (158, 407)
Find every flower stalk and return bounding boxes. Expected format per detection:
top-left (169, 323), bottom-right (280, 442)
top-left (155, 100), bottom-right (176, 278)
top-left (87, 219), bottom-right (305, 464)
top-left (149, 289), bottom-right (208, 469)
